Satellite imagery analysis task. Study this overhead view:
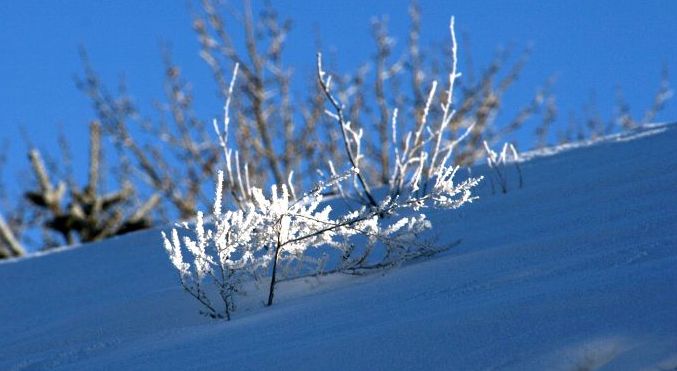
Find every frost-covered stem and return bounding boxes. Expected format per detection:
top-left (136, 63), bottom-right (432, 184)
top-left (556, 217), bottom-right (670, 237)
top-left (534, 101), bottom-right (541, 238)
top-left (441, 17), bottom-right (459, 122)
top-left (317, 52), bottom-right (378, 208)
top-left (484, 141), bottom-right (507, 193)
top-left (428, 17), bottom-right (460, 177)
top-left (509, 143), bottom-right (523, 189)
top-left (234, 152), bottom-right (248, 200)
top-left (214, 64), bottom-right (239, 162)
top-left (214, 170), bottom-right (224, 217)
top-left (389, 108), bottom-right (402, 191)
top-left (214, 64), bottom-right (249, 205)
top-left (413, 80), bottom-right (437, 157)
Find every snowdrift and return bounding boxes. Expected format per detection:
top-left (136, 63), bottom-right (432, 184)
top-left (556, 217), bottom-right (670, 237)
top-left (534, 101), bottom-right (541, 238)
top-left (1, 124), bottom-right (676, 370)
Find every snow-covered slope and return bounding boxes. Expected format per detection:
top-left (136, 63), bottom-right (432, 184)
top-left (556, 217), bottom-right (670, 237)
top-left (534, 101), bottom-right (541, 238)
top-left (1, 124), bottom-right (676, 370)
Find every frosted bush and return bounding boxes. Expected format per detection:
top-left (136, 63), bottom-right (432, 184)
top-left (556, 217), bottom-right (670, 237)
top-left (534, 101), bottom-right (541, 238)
top-left (163, 161), bottom-right (480, 318)
top-left (163, 17), bottom-right (483, 319)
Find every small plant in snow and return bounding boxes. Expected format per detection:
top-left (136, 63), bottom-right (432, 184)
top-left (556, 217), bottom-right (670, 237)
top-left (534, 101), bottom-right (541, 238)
top-left (483, 141), bottom-right (523, 194)
top-left (164, 160), bottom-right (479, 318)
top-left (163, 17), bottom-right (483, 319)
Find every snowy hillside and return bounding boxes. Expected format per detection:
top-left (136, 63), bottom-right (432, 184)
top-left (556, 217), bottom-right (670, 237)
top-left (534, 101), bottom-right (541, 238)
top-left (1, 124), bottom-right (676, 370)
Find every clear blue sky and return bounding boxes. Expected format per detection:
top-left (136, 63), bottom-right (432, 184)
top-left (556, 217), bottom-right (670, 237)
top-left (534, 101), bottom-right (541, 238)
top-left (1, 0), bottom-right (676, 189)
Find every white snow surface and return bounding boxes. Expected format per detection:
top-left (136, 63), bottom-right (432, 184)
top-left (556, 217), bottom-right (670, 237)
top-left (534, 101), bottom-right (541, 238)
top-left (1, 124), bottom-right (676, 370)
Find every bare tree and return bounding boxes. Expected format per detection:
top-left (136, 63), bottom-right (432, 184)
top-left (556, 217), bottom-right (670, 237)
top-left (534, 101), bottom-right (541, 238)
top-left (22, 121), bottom-right (159, 248)
top-left (75, 1), bottom-right (552, 215)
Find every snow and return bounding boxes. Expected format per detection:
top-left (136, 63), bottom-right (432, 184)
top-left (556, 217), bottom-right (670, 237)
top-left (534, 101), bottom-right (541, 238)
top-left (1, 123), bottom-right (676, 370)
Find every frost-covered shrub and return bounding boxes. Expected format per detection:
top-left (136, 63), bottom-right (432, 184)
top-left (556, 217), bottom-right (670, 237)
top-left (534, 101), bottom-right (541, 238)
top-left (163, 161), bottom-right (480, 318)
top-left (163, 18), bottom-right (483, 319)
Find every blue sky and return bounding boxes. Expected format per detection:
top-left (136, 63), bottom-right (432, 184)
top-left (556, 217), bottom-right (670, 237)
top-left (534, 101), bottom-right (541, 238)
top-left (1, 0), bottom-right (676, 190)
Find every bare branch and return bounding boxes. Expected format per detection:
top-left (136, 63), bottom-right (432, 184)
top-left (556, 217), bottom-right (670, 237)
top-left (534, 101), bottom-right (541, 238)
top-left (0, 213), bottom-right (25, 258)
top-left (317, 53), bottom-right (378, 208)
